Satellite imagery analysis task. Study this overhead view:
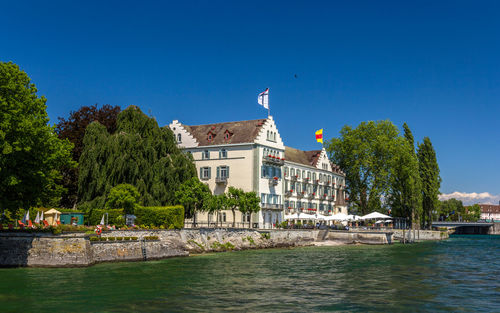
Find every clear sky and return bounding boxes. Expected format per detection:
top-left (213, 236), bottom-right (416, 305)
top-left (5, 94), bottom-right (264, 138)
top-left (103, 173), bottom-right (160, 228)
top-left (1, 0), bottom-right (499, 204)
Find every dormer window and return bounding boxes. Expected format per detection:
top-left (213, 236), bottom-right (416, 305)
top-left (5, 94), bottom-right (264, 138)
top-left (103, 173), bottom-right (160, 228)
top-left (224, 130), bottom-right (232, 141)
top-left (207, 131), bottom-right (215, 142)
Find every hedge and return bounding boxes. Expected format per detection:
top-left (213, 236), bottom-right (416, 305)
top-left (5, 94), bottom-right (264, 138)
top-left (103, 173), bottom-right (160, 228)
top-left (87, 209), bottom-right (125, 226)
top-left (134, 205), bottom-right (184, 229)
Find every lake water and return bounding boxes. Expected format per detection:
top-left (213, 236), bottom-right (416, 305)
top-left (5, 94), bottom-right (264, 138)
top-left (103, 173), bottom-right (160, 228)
top-left (1, 235), bottom-right (499, 312)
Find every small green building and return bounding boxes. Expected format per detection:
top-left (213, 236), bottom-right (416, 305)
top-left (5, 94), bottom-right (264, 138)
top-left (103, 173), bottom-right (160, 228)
top-left (60, 212), bottom-right (84, 225)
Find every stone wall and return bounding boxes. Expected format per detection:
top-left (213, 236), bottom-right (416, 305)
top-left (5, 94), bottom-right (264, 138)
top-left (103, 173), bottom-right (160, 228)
top-left (393, 229), bottom-right (448, 241)
top-left (0, 228), bottom-right (404, 268)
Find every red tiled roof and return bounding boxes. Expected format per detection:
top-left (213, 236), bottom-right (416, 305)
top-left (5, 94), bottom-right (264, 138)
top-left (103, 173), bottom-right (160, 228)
top-left (182, 119), bottom-right (267, 146)
top-left (479, 204), bottom-right (500, 213)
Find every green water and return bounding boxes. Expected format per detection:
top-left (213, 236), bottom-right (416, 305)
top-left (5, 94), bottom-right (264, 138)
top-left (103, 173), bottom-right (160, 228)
top-left (1, 235), bottom-right (499, 312)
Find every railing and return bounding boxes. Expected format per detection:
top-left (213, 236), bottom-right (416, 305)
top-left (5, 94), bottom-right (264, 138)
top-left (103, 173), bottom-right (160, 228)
top-left (215, 176), bottom-right (228, 184)
top-left (268, 177), bottom-right (279, 186)
top-left (262, 155), bottom-right (285, 166)
top-left (297, 192), bottom-right (304, 198)
top-left (261, 203), bottom-right (284, 210)
top-left (307, 193), bottom-right (315, 199)
top-left (291, 175), bottom-right (298, 181)
top-left (313, 179), bottom-right (320, 185)
top-left (285, 190), bottom-right (293, 196)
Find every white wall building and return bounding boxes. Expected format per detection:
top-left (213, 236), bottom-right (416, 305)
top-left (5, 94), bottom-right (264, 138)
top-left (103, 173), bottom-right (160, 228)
top-left (169, 116), bottom-right (347, 228)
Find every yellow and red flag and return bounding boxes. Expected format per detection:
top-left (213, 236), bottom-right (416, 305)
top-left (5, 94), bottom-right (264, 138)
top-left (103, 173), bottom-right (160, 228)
top-left (315, 129), bottom-right (323, 144)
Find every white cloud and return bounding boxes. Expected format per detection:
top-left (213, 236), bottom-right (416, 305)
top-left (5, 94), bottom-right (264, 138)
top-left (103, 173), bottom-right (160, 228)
top-left (439, 191), bottom-right (500, 205)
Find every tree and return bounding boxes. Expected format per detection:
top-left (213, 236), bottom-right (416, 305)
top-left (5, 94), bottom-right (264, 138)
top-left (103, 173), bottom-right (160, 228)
top-left (417, 137), bottom-right (441, 229)
top-left (105, 184), bottom-right (140, 214)
top-left (227, 187), bottom-right (244, 227)
top-left (464, 204), bottom-right (481, 222)
top-left (325, 120), bottom-right (400, 215)
top-left (174, 177), bottom-right (212, 223)
top-left (239, 191), bottom-right (261, 227)
top-left (387, 137), bottom-right (422, 224)
top-left (438, 198), bottom-right (464, 221)
top-left (203, 193), bottom-right (229, 227)
top-left (56, 104), bottom-right (121, 208)
top-left (78, 105), bottom-right (197, 210)
top-left (387, 123), bottom-right (422, 227)
top-left (0, 62), bottom-right (74, 217)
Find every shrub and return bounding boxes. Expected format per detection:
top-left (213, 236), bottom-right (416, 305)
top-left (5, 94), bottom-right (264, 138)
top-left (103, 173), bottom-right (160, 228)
top-left (89, 237), bottom-right (99, 241)
top-left (144, 236), bottom-right (159, 241)
top-left (99, 237), bottom-right (107, 241)
top-left (124, 237), bottom-right (131, 240)
top-left (116, 237), bottom-right (123, 241)
top-left (260, 233), bottom-right (270, 240)
top-left (107, 237), bottom-right (116, 241)
top-left (131, 237), bottom-right (138, 241)
top-left (134, 205), bottom-right (184, 229)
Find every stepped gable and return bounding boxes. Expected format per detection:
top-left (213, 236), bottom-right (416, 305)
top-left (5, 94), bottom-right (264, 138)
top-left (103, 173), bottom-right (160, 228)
top-left (182, 119), bottom-right (267, 146)
top-left (285, 146), bottom-right (321, 167)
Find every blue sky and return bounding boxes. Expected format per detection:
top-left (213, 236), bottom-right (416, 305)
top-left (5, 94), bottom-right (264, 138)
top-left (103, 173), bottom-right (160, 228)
top-left (1, 0), bottom-right (499, 204)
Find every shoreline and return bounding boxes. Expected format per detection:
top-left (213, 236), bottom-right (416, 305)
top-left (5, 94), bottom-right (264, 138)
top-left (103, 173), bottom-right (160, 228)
top-left (0, 228), bottom-right (446, 268)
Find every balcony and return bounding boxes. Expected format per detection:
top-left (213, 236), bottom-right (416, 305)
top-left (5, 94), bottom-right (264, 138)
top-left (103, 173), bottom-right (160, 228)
top-left (215, 176), bottom-right (228, 184)
top-left (285, 190), bottom-right (294, 197)
top-left (261, 203), bottom-right (284, 210)
top-left (290, 175), bottom-right (298, 181)
top-left (268, 177), bottom-right (280, 186)
top-left (313, 179), bottom-right (320, 185)
top-left (262, 155), bottom-right (285, 166)
top-left (307, 193), bottom-right (315, 199)
top-left (297, 191), bottom-right (305, 198)
top-left (303, 177), bottom-right (311, 183)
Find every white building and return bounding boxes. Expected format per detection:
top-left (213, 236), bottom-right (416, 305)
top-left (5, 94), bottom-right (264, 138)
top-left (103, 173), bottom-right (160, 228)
top-left (169, 116), bottom-right (347, 228)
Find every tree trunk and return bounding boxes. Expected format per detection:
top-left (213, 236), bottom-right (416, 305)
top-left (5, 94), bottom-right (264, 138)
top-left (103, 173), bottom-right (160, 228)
top-left (232, 208), bottom-right (236, 228)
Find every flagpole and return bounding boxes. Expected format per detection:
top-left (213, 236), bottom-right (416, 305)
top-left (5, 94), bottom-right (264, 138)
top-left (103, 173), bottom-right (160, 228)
top-left (267, 91), bottom-right (270, 117)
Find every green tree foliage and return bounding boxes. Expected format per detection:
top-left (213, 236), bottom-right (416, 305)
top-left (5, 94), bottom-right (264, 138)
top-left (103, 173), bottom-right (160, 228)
top-left (437, 198), bottom-right (464, 221)
top-left (0, 62), bottom-right (74, 216)
top-left (417, 137), bottom-right (441, 229)
top-left (325, 120), bottom-right (400, 215)
top-left (88, 208), bottom-right (125, 226)
top-left (56, 104), bottom-right (121, 208)
top-left (78, 105), bottom-right (196, 210)
top-left (203, 193), bottom-right (229, 226)
top-left (226, 187), bottom-right (260, 227)
top-left (174, 177), bottom-right (212, 219)
top-left (464, 204), bottom-right (481, 222)
top-left (387, 123), bottom-right (422, 225)
top-left (105, 184), bottom-right (140, 214)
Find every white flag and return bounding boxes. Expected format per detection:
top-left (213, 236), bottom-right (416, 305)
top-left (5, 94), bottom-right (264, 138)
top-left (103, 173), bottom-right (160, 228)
top-left (100, 214), bottom-right (105, 225)
top-left (40, 211), bottom-right (44, 221)
top-left (35, 211), bottom-right (40, 224)
top-left (258, 88), bottom-right (269, 109)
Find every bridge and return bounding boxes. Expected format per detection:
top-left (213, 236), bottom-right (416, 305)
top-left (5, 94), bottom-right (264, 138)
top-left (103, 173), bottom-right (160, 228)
top-left (432, 221), bottom-right (496, 235)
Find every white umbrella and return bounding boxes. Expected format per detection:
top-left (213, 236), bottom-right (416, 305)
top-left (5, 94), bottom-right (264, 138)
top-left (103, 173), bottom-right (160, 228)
top-left (331, 213), bottom-right (349, 221)
top-left (360, 212), bottom-right (391, 220)
top-left (315, 213), bottom-right (327, 221)
top-left (297, 213), bottom-right (316, 220)
top-left (375, 220), bottom-right (384, 224)
top-left (385, 219), bottom-right (393, 223)
top-left (347, 214), bottom-right (361, 221)
top-left (34, 211), bottom-right (40, 224)
top-left (100, 214), bottom-right (105, 225)
top-left (284, 213), bottom-right (299, 220)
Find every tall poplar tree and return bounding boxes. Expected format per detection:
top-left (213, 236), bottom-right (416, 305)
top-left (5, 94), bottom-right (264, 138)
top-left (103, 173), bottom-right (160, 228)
top-left (0, 62), bottom-right (74, 215)
top-left (387, 123), bottom-right (422, 225)
top-left (417, 137), bottom-right (441, 229)
top-left (78, 105), bottom-right (196, 211)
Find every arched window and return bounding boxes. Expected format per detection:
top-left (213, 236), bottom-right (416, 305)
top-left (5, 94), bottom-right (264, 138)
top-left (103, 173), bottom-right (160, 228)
top-left (177, 133), bottom-right (182, 143)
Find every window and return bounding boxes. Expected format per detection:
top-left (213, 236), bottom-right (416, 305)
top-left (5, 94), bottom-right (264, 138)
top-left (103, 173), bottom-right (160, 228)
top-left (202, 150), bottom-right (210, 160)
top-left (219, 149), bottom-right (227, 159)
top-left (273, 132), bottom-right (276, 141)
top-left (291, 168), bottom-right (295, 176)
top-left (200, 167), bottom-right (211, 180)
top-left (217, 166), bottom-right (229, 178)
top-left (242, 213), bottom-right (251, 222)
top-left (177, 133), bottom-right (182, 143)
top-left (313, 173), bottom-right (316, 181)
top-left (267, 130), bottom-right (270, 140)
top-left (284, 167), bottom-right (289, 177)
top-left (297, 170), bottom-right (301, 179)
top-left (219, 212), bottom-right (226, 222)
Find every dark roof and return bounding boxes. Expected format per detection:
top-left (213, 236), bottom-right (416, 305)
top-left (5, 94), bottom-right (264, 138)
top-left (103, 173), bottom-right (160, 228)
top-left (183, 119), bottom-right (267, 146)
top-left (285, 147), bottom-right (321, 167)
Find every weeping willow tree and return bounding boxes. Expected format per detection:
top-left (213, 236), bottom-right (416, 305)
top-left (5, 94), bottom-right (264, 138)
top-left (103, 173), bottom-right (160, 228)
top-left (78, 105), bottom-right (196, 210)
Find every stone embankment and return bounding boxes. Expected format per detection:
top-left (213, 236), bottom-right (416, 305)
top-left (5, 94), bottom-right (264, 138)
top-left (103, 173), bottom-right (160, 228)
top-left (0, 228), bottom-right (444, 268)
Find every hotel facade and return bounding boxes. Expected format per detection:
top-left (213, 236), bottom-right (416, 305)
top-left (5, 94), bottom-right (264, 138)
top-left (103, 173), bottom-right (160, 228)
top-left (169, 116), bottom-right (347, 228)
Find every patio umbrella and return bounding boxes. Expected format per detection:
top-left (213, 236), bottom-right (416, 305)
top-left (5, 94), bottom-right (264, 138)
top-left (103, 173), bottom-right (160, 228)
top-left (360, 212), bottom-right (391, 220)
top-left (284, 213), bottom-right (299, 220)
top-left (347, 214), bottom-right (361, 221)
top-left (331, 213), bottom-right (349, 221)
top-left (315, 213), bottom-right (327, 221)
top-left (385, 219), bottom-right (393, 223)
